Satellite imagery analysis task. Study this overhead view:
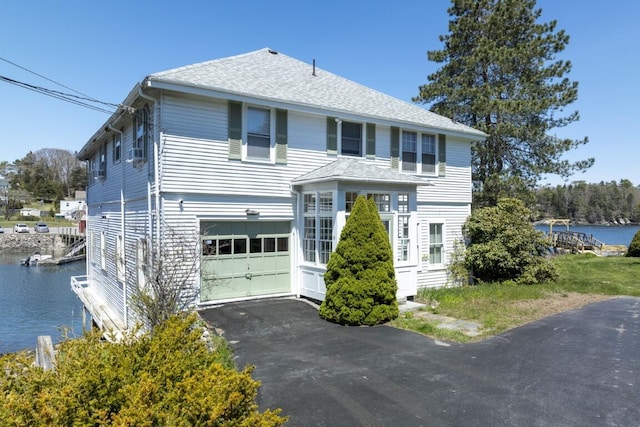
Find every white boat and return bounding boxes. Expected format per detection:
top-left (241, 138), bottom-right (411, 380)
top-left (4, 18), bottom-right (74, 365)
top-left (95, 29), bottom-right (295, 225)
top-left (20, 252), bottom-right (53, 267)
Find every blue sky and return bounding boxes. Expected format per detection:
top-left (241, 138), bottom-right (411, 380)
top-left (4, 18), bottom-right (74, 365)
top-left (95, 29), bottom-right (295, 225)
top-left (1, 0), bottom-right (638, 186)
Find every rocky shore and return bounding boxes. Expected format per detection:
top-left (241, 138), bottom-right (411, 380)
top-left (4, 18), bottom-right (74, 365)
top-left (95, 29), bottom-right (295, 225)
top-left (0, 234), bottom-right (66, 253)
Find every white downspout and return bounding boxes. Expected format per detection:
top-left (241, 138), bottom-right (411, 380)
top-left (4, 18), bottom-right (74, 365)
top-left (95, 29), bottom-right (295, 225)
top-left (138, 87), bottom-right (160, 269)
top-left (290, 185), bottom-right (302, 298)
top-left (154, 132), bottom-right (161, 252)
top-left (108, 124), bottom-right (127, 329)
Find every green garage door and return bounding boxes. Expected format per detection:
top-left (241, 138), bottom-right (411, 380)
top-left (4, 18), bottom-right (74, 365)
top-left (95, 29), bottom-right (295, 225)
top-left (200, 221), bottom-right (291, 301)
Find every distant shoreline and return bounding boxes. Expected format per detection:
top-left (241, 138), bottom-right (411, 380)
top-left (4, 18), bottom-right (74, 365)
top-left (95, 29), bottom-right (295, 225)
top-left (534, 220), bottom-right (639, 227)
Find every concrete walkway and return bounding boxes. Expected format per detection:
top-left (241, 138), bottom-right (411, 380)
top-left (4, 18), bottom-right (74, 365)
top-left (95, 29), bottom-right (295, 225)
top-left (200, 297), bottom-right (640, 426)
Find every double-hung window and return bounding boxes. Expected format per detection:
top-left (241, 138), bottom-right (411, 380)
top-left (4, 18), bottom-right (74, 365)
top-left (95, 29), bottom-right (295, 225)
top-left (341, 121), bottom-right (362, 157)
top-left (100, 231), bottom-right (106, 271)
top-left (100, 146), bottom-right (107, 173)
top-left (112, 132), bottom-right (121, 163)
top-left (429, 223), bottom-right (444, 266)
top-left (137, 238), bottom-right (148, 290)
top-left (133, 106), bottom-right (149, 162)
top-left (247, 106), bottom-right (271, 160)
top-left (422, 135), bottom-right (436, 174)
top-left (89, 157), bottom-right (99, 185)
top-left (116, 234), bottom-right (124, 282)
top-left (401, 131), bottom-right (417, 172)
top-left (401, 130), bottom-right (437, 174)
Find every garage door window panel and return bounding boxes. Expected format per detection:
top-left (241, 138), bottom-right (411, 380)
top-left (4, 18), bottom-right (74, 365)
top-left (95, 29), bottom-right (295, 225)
top-left (200, 221), bottom-right (292, 301)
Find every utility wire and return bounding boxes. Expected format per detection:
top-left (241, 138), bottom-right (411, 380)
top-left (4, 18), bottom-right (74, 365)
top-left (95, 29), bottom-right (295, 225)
top-left (0, 56), bottom-right (125, 114)
top-left (0, 56), bottom-right (104, 104)
top-left (0, 75), bottom-right (117, 114)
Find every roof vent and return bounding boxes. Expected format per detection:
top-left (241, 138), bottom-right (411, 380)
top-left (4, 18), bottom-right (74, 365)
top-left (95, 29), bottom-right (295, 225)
top-left (267, 49), bottom-right (278, 55)
top-left (312, 59), bottom-right (316, 76)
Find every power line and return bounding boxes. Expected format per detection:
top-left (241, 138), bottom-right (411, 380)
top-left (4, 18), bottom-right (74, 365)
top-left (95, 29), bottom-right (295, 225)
top-left (0, 56), bottom-right (126, 115)
top-left (0, 56), bottom-right (103, 104)
top-left (0, 75), bottom-right (117, 114)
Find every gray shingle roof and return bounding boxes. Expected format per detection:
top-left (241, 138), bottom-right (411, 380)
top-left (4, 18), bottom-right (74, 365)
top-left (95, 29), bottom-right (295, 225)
top-left (292, 158), bottom-right (431, 186)
top-left (148, 48), bottom-right (485, 138)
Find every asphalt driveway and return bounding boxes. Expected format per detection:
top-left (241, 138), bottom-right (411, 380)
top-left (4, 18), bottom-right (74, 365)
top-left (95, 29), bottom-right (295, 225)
top-left (199, 297), bottom-right (640, 426)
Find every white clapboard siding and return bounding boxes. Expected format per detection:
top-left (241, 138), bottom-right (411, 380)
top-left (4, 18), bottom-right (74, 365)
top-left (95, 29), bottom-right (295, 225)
top-left (160, 109), bottom-right (335, 197)
top-left (164, 196), bottom-right (295, 220)
top-left (85, 215), bottom-right (125, 322)
top-left (417, 136), bottom-right (472, 205)
top-left (416, 203), bottom-right (470, 289)
top-left (161, 93), bottom-right (227, 141)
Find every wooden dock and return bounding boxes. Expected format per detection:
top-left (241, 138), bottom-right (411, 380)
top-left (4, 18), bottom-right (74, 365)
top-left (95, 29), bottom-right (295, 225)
top-left (550, 230), bottom-right (605, 255)
top-left (26, 231), bottom-right (86, 266)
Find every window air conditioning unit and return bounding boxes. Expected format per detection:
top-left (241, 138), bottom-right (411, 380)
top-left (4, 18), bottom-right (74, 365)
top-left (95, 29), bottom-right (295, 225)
top-left (93, 169), bottom-right (106, 181)
top-left (128, 147), bottom-right (145, 162)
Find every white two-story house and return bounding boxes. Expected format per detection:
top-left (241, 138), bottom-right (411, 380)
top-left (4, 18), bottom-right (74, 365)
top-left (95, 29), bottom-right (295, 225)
top-left (72, 48), bottom-right (485, 331)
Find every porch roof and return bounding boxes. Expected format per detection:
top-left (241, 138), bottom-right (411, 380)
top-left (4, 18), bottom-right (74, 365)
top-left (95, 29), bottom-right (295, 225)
top-left (292, 158), bottom-right (432, 186)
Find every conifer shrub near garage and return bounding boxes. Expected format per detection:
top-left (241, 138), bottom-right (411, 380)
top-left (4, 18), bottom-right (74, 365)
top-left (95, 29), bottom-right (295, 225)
top-left (627, 229), bottom-right (640, 257)
top-left (0, 314), bottom-right (287, 426)
top-left (319, 195), bottom-right (399, 325)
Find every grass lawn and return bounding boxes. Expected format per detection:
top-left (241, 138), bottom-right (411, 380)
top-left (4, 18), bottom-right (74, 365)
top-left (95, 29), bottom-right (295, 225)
top-left (389, 254), bottom-right (640, 342)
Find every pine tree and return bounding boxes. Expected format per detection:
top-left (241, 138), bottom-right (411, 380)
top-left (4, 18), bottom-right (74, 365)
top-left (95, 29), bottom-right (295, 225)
top-left (415, 0), bottom-right (593, 207)
top-left (319, 195), bottom-right (399, 325)
top-left (627, 230), bottom-right (640, 257)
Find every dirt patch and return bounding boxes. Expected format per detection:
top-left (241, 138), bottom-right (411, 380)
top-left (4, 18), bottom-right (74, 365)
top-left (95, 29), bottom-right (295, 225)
top-left (508, 292), bottom-right (612, 323)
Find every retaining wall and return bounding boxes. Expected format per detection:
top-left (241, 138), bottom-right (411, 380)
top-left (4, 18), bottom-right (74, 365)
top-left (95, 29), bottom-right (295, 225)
top-left (0, 234), bottom-right (66, 252)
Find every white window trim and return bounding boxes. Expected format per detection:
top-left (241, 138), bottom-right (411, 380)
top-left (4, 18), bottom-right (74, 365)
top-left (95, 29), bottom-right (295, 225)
top-left (337, 120), bottom-right (366, 158)
top-left (243, 105), bottom-right (276, 163)
top-left (136, 238), bottom-right (147, 291)
top-left (88, 230), bottom-right (95, 266)
top-left (100, 231), bottom-right (106, 271)
top-left (301, 190), bottom-right (336, 266)
top-left (112, 132), bottom-right (122, 164)
top-left (426, 221), bottom-right (446, 270)
top-left (400, 129), bottom-right (438, 176)
top-left (342, 191), bottom-right (418, 268)
top-left (116, 234), bottom-right (125, 283)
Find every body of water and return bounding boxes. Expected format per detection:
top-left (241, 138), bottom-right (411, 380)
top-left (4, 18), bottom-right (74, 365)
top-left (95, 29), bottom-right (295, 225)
top-left (536, 224), bottom-right (639, 246)
top-left (0, 253), bottom-right (85, 354)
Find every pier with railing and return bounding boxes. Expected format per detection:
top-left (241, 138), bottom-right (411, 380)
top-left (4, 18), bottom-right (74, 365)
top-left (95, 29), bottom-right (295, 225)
top-left (549, 230), bottom-right (605, 255)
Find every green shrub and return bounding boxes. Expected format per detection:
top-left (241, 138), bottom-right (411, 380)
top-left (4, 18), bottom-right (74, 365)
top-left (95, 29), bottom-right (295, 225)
top-left (0, 313), bottom-right (287, 426)
top-left (463, 198), bottom-right (558, 284)
top-left (319, 195), bottom-right (399, 325)
top-left (627, 229), bottom-right (640, 257)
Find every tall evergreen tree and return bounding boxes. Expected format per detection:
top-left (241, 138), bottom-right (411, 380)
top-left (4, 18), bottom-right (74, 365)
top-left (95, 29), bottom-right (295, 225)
top-left (415, 0), bottom-right (593, 207)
